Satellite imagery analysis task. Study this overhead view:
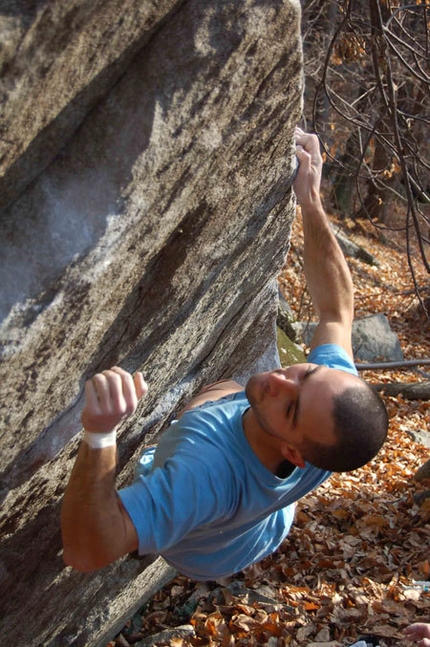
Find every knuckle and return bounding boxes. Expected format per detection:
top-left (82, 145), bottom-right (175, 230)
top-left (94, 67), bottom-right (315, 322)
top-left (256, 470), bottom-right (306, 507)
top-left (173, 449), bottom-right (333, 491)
top-left (103, 369), bottom-right (120, 381)
top-left (111, 366), bottom-right (126, 377)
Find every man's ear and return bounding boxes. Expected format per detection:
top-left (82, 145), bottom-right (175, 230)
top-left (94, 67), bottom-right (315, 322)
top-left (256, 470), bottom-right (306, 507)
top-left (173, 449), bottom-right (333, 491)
top-left (280, 442), bottom-right (306, 469)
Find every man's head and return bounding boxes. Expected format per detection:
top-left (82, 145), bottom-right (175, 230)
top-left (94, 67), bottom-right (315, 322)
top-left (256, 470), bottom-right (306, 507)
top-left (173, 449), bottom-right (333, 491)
top-left (244, 364), bottom-right (388, 473)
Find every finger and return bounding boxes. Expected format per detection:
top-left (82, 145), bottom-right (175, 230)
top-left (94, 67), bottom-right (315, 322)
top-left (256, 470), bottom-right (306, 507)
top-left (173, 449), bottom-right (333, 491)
top-left (295, 143), bottom-right (307, 157)
top-left (415, 624), bottom-right (430, 635)
top-left (134, 372), bottom-right (148, 400)
top-left (404, 624), bottom-right (427, 637)
top-left (103, 368), bottom-right (128, 410)
top-left (84, 379), bottom-right (101, 411)
top-left (294, 131), bottom-right (306, 147)
top-left (92, 373), bottom-right (112, 406)
top-left (295, 126), bottom-right (307, 135)
top-left (295, 144), bottom-right (311, 170)
top-left (109, 366), bottom-right (148, 408)
top-left (294, 128), bottom-right (311, 141)
top-left (303, 139), bottom-right (319, 157)
top-left (109, 366), bottom-right (142, 413)
top-left (109, 366), bottom-right (129, 376)
top-left (295, 138), bottom-right (313, 159)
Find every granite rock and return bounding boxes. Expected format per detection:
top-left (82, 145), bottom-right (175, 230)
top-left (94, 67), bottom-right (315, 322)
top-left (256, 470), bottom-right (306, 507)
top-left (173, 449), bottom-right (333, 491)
top-left (0, 1), bottom-right (303, 644)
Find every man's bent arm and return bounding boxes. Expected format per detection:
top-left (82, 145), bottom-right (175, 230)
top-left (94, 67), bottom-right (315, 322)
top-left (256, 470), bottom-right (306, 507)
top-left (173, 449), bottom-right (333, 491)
top-left (61, 443), bottom-right (138, 571)
top-left (61, 367), bottom-right (144, 572)
top-left (294, 129), bottom-right (354, 358)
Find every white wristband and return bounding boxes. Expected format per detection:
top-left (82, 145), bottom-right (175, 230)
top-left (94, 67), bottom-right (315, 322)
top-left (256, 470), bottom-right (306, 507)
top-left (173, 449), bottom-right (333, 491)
top-left (83, 429), bottom-right (117, 449)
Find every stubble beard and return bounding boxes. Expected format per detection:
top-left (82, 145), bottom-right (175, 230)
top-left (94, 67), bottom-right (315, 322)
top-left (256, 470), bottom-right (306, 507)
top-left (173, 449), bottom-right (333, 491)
top-left (245, 375), bottom-right (285, 442)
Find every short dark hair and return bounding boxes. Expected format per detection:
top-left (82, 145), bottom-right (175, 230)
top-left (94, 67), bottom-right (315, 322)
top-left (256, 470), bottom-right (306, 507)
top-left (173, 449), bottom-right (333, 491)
top-left (303, 381), bottom-right (388, 472)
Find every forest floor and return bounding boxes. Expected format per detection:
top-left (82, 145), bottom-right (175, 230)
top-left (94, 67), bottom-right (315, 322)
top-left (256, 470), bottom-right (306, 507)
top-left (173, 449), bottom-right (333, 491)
top-left (110, 201), bottom-right (430, 647)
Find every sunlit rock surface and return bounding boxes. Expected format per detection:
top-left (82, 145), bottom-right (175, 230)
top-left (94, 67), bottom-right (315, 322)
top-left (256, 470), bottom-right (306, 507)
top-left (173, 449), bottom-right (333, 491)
top-left (0, 1), bottom-right (303, 644)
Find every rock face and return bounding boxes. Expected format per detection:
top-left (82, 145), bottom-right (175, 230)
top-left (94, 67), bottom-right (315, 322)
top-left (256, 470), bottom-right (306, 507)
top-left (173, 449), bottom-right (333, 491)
top-left (0, 1), bottom-right (303, 645)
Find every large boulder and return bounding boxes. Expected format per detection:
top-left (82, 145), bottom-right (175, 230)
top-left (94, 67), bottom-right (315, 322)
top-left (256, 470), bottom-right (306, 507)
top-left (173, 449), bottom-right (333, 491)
top-left (297, 314), bottom-right (404, 363)
top-left (351, 314), bottom-right (404, 362)
top-left (0, 0), bottom-right (180, 210)
top-left (0, 1), bottom-right (303, 645)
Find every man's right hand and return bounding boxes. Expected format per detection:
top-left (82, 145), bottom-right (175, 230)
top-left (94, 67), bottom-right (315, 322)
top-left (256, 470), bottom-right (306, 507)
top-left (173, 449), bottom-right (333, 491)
top-left (82, 366), bottom-right (148, 433)
top-left (293, 127), bottom-right (323, 210)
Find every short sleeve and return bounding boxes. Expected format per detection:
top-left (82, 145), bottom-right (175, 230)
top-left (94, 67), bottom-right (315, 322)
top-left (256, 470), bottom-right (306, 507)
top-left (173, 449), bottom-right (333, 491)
top-left (308, 343), bottom-right (358, 376)
top-left (118, 455), bottom-right (231, 555)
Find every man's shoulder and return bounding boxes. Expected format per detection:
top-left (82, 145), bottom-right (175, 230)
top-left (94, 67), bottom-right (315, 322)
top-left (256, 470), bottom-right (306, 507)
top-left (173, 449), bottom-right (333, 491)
top-left (155, 391), bottom-right (249, 463)
top-left (307, 343), bottom-right (358, 376)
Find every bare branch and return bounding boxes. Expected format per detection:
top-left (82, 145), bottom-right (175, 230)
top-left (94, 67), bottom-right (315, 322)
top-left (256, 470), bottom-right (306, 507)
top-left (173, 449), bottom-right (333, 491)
top-left (302, 0), bottom-right (429, 314)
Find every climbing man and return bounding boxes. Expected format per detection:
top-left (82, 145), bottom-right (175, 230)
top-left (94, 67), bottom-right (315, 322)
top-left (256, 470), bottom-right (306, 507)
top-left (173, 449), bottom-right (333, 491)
top-left (61, 128), bottom-right (388, 580)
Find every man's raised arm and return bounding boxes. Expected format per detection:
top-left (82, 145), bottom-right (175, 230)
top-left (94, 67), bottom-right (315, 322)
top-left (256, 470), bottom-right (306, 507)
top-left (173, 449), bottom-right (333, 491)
top-left (293, 128), bottom-right (354, 359)
top-left (61, 367), bottom-right (146, 572)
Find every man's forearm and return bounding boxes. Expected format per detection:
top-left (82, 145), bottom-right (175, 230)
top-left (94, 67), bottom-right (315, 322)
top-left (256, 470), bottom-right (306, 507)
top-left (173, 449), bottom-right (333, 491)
top-left (61, 367), bottom-right (143, 571)
top-left (301, 200), bottom-right (354, 324)
top-left (61, 441), bottom-right (130, 572)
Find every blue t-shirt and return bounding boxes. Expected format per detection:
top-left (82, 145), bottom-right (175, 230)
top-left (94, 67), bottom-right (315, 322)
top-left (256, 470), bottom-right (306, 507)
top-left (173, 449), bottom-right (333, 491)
top-left (307, 343), bottom-right (358, 376)
top-left (119, 343), bottom-right (357, 580)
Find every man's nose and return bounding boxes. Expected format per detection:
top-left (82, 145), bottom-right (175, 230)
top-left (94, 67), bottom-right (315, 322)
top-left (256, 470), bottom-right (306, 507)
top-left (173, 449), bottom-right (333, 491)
top-left (267, 371), bottom-right (299, 397)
